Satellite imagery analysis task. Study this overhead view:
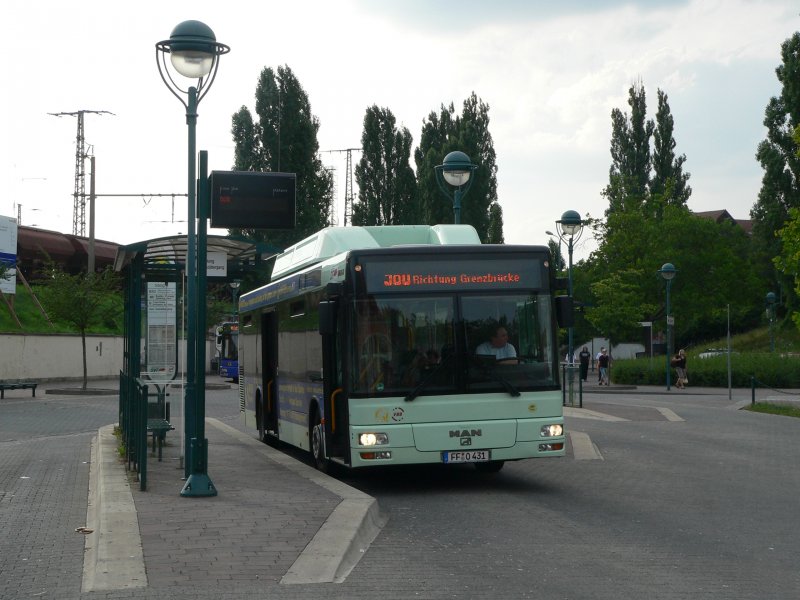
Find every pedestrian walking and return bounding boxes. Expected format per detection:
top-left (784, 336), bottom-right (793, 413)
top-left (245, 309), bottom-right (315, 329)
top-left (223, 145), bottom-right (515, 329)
top-left (597, 348), bottom-right (610, 385)
top-left (671, 348), bottom-right (688, 389)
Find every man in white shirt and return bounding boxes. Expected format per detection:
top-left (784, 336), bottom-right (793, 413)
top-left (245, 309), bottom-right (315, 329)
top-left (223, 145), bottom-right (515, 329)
top-left (476, 326), bottom-right (517, 363)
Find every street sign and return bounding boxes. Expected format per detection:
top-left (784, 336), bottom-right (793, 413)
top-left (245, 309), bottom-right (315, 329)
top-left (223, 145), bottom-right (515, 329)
top-left (667, 316), bottom-right (675, 326)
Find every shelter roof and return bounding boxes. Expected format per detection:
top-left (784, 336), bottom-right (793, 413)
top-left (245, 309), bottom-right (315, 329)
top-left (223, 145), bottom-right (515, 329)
top-left (113, 234), bottom-right (277, 275)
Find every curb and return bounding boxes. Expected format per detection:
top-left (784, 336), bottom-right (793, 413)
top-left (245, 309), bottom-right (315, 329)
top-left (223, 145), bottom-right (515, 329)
top-left (82, 424), bottom-right (147, 592)
top-left (206, 418), bottom-right (386, 584)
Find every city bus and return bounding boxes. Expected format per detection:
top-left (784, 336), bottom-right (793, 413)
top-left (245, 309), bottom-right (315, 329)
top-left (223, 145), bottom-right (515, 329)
top-left (238, 225), bottom-right (571, 473)
top-left (215, 321), bottom-right (239, 380)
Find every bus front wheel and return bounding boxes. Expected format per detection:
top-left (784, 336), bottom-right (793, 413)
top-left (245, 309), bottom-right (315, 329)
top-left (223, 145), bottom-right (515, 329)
top-left (475, 460), bottom-right (505, 473)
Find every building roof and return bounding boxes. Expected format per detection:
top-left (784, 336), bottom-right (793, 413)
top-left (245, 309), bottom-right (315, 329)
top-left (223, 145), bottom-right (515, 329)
top-left (693, 210), bottom-right (752, 234)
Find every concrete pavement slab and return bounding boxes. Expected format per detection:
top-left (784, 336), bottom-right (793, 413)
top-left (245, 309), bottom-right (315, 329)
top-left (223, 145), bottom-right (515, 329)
top-left (83, 415), bottom-right (385, 592)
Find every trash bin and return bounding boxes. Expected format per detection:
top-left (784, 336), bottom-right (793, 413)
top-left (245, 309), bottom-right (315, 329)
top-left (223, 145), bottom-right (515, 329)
top-left (561, 363), bottom-right (582, 407)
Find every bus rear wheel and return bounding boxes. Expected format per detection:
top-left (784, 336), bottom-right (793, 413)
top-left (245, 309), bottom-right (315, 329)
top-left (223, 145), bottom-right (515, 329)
top-left (311, 412), bottom-right (330, 473)
top-left (256, 397), bottom-right (266, 442)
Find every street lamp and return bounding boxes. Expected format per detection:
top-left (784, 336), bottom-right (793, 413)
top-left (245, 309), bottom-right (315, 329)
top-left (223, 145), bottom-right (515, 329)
top-left (157, 20), bottom-right (229, 497)
top-left (434, 151), bottom-right (477, 224)
top-left (766, 291), bottom-right (777, 352)
top-left (658, 263), bottom-right (677, 391)
top-left (555, 210), bottom-right (584, 364)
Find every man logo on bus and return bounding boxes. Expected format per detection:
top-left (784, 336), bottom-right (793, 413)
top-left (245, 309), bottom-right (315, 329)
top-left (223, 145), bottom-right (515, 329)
top-left (450, 429), bottom-right (482, 438)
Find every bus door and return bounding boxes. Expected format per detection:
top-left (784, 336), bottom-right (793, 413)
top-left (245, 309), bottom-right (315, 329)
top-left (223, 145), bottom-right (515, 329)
top-left (319, 297), bottom-right (348, 463)
top-left (261, 310), bottom-right (279, 438)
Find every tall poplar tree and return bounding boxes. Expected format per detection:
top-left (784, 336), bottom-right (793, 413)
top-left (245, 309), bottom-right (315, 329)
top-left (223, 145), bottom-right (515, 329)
top-left (414, 92), bottom-right (502, 242)
top-left (230, 65), bottom-right (333, 250)
top-left (352, 106), bottom-right (418, 225)
top-left (603, 81), bottom-right (654, 215)
top-left (603, 82), bottom-right (691, 224)
top-left (649, 89), bottom-right (691, 217)
top-left (752, 32), bottom-right (800, 308)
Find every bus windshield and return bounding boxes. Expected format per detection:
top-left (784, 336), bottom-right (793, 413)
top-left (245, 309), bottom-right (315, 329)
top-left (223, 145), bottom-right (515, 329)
top-left (351, 292), bottom-right (556, 396)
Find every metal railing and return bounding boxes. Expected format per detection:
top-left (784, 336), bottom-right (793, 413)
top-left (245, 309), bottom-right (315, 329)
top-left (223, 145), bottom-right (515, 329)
top-left (119, 372), bottom-right (150, 491)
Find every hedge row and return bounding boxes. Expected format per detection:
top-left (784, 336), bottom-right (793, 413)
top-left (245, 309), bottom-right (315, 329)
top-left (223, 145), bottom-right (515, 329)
top-left (610, 353), bottom-right (800, 388)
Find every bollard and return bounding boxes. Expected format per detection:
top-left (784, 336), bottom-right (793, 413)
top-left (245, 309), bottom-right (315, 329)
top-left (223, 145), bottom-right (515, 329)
top-left (751, 376), bottom-right (755, 406)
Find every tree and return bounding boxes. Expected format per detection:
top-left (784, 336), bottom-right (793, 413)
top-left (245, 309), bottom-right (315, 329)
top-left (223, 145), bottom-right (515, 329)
top-left (581, 207), bottom-right (762, 347)
top-left (649, 89), bottom-right (691, 217)
top-left (38, 267), bottom-right (122, 389)
top-left (775, 206), bottom-right (800, 330)
top-left (230, 65), bottom-right (334, 250)
top-left (585, 269), bottom-right (657, 342)
top-left (414, 93), bottom-right (503, 241)
top-left (603, 82), bottom-right (691, 223)
top-left (603, 81), bottom-right (654, 215)
top-left (486, 202), bottom-right (505, 244)
top-left (752, 33), bottom-right (800, 310)
top-left (352, 106), bottom-right (418, 225)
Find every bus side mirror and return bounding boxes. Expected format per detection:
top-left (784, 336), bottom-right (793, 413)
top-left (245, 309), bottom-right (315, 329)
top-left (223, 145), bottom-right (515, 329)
top-left (555, 296), bottom-right (574, 328)
top-left (318, 300), bottom-right (337, 335)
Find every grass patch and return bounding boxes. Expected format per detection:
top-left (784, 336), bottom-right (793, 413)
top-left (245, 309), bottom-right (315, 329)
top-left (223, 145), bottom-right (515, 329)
top-left (745, 402), bottom-right (800, 418)
top-left (0, 282), bottom-right (123, 334)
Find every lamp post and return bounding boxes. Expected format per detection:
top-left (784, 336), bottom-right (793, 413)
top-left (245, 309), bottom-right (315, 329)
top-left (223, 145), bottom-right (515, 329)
top-left (156, 20), bottom-right (229, 497)
top-left (434, 151), bottom-right (477, 224)
top-left (766, 291), bottom-right (777, 352)
top-left (659, 263), bottom-right (677, 391)
top-left (555, 210), bottom-right (584, 364)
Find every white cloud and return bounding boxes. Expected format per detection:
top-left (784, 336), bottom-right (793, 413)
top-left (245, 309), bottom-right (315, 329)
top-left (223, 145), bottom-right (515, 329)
top-left (1, 0), bottom-right (796, 258)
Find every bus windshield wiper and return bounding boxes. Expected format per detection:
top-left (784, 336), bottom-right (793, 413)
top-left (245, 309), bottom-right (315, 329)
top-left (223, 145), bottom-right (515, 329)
top-left (404, 352), bottom-right (455, 402)
top-left (473, 358), bottom-right (521, 397)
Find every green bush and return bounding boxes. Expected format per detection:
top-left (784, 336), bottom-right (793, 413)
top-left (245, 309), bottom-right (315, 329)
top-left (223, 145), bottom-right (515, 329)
top-left (611, 353), bottom-right (800, 388)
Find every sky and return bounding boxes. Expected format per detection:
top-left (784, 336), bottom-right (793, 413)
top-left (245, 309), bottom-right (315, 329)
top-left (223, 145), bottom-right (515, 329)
top-left (2, 0), bottom-right (797, 261)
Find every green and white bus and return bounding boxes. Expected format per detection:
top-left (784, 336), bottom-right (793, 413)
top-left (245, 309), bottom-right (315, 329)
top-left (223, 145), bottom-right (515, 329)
top-left (238, 225), bottom-right (571, 472)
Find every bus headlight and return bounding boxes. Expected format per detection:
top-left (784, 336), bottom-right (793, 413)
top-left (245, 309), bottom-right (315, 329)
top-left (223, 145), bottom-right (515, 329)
top-left (540, 424), bottom-right (563, 437)
top-left (359, 432), bottom-right (389, 446)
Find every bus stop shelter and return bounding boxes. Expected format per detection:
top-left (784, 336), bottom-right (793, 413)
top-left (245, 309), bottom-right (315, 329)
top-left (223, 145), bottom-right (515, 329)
top-left (113, 234), bottom-right (274, 490)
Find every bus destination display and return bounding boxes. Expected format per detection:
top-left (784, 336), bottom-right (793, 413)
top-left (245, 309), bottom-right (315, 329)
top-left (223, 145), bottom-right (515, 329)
top-left (363, 257), bottom-right (542, 292)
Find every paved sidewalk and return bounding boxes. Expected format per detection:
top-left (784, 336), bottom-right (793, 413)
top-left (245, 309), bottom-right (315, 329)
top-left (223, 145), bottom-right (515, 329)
top-left (35, 377), bottom-right (798, 598)
top-left (83, 415), bottom-right (384, 596)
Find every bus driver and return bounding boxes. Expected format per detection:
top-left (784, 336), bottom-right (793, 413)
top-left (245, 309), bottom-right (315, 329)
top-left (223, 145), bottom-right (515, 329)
top-left (476, 325), bottom-right (518, 364)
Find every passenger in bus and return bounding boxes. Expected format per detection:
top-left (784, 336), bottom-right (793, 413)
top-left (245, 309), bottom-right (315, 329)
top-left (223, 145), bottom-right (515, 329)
top-left (476, 325), bottom-right (518, 364)
top-left (403, 348), bottom-right (441, 385)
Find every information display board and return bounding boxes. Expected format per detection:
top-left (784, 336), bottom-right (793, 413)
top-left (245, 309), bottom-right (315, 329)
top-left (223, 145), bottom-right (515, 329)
top-left (145, 282), bottom-right (177, 381)
top-left (209, 171), bottom-right (296, 229)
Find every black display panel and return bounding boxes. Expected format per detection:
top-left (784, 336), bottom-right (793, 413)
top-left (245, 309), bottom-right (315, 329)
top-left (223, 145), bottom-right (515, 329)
top-left (362, 257), bottom-right (543, 293)
top-left (209, 171), bottom-right (296, 229)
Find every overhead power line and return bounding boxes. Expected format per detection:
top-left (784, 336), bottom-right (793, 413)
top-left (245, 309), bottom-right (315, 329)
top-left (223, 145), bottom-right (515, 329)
top-left (322, 148), bottom-right (361, 226)
top-left (49, 110), bottom-right (114, 236)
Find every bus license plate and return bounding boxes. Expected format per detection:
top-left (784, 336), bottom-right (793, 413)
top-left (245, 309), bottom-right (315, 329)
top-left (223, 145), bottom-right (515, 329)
top-left (442, 450), bottom-right (491, 464)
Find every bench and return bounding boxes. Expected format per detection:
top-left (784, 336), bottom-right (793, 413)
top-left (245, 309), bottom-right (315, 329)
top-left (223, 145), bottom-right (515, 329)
top-left (0, 381), bottom-right (38, 399)
top-left (147, 418), bottom-right (175, 461)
